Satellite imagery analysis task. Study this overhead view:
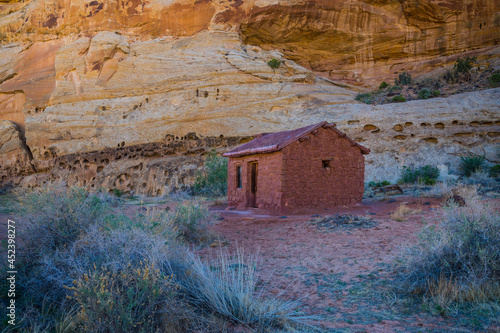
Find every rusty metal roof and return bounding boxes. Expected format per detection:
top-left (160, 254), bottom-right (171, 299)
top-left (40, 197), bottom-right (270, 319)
top-left (223, 121), bottom-right (370, 158)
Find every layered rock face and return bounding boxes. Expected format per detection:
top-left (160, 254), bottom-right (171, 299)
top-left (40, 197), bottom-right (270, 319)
top-left (0, 0), bottom-right (499, 194)
top-left (1, 0), bottom-right (498, 86)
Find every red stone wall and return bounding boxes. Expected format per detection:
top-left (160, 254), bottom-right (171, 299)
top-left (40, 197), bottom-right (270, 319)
top-left (227, 127), bottom-right (366, 213)
top-left (280, 127), bottom-right (365, 212)
top-left (227, 152), bottom-right (283, 211)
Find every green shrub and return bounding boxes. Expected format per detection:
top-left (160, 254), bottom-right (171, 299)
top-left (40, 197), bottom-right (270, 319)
top-left (488, 72), bottom-right (500, 87)
top-left (396, 195), bottom-right (500, 306)
top-left (453, 56), bottom-right (477, 74)
top-left (388, 85), bottom-right (402, 93)
top-left (399, 165), bottom-right (439, 185)
top-left (70, 262), bottom-right (177, 332)
top-left (192, 149), bottom-right (228, 197)
top-left (267, 58), bottom-right (281, 70)
top-left (431, 90), bottom-right (440, 97)
top-left (391, 95), bottom-right (406, 103)
top-left (490, 164), bottom-right (500, 178)
top-left (395, 71), bottom-right (412, 86)
top-left (444, 57), bottom-right (477, 83)
top-left (10, 187), bottom-right (181, 331)
top-left (418, 88), bottom-right (432, 99)
top-left (355, 93), bottom-right (374, 104)
top-left (379, 81), bottom-right (389, 89)
top-left (19, 186), bottom-right (113, 256)
top-left (172, 201), bottom-right (217, 245)
top-left (460, 155), bottom-right (485, 177)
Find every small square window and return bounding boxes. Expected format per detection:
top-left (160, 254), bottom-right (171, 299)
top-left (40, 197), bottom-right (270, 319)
top-left (322, 160), bottom-right (331, 168)
top-left (236, 166), bottom-right (242, 188)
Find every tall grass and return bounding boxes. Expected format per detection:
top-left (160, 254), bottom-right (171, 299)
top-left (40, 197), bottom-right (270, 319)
top-left (172, 201), bottom-right (217, 245)
top-left (171, 249), bottom-right (312, 331)
top-left (396, 192), bottom-right (500, 310)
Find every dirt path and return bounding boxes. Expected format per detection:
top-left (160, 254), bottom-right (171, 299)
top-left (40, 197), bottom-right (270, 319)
top-left (200, 196), bottom-right (493, 332)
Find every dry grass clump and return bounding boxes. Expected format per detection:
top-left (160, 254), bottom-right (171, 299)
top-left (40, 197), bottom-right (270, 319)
top-left (390, 204), bottom-right (421, 221)
top-left (396, 193), bottom-right (500, 316)
top-left (308, 214), bottom-right (377, 231)
top-left (171, 249), bottom-right (312, 332)
top-left (172, 201), bottom-right (218, 245)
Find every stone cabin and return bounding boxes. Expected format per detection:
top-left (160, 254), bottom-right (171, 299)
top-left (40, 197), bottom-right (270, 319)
top-left (222, 121), bottom-right (370, 213)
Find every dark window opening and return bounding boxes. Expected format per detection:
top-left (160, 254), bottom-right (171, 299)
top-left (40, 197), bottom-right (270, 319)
top-left (322, 160), bottom-right (332, 168)
top-left (236, 166), bottom-right (242, 188)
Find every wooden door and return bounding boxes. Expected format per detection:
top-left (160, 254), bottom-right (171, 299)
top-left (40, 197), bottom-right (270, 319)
top-left (249, 162), bottom-right (258, 207)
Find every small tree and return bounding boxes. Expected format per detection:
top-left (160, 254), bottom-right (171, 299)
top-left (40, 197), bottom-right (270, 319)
top-left (192, 150), bottom-right (228, 197)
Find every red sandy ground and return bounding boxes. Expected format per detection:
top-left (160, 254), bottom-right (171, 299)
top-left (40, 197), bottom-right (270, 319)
top-left (1, 194), bottom-right (498, 332)
top-left (200, 196), bottom-right (499, 332)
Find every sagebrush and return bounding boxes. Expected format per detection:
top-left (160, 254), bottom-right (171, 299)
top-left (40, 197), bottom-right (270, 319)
top-left (192, 149), bottom-right (228, 197)
top-left (1, 186), bottom-right (309, 332)
top-left (396, 194), bottom-right (500, 308)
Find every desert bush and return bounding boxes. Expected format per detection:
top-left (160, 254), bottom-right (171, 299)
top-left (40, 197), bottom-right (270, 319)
top-left (395, 71), bottom-right (412, 86)
top-left (172, 249), bottom-right (311, 331)
top-left (18, 186), bottom-right (113, 256)
top-left (444, 57), bottom-right (477, 83)
top-left (391, 95), bottom-right (406, 103)
top-left (490, 164), bottom-right (500, 178)
top-left (355, 93), bottom-right (373, 104)
top-left (69, 262), bottom-right (177, 332)
top-left (368, 180), bottom-right (390, 188)
top-left (396, 195), bottom-right (500, 306)
top-left (172, 201), bottom-right (217, 245)
top-left (462, 170), bottom-right (497, 188)
top-left (459, 155), bottom-right (485, 177)
top-left (388, 85), bottom-right (402, 93)
top-left (453, 56), bottom-right (477, 74)
top-left (267, 58), bottom-right (281, 70)
top-left (9, 187), bottom-right (181, 331)
top-left (379, 81), bottom-right (389, 89)
top-left (488, 72), bottom-right (500, 87)
top-left (443, 69), bottom-right (459, 83)
top-left (192, 149), bottom-right (228, 197)
top-left (399, 165), bottom-right (439, 185)
top-left (431, 90), bottom-right (440, 97)
top-left (418, 88), bottom-right (432, 99)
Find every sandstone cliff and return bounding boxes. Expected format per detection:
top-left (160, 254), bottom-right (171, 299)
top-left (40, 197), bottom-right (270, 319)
top-left (0, 0), bottom-right (499, 195)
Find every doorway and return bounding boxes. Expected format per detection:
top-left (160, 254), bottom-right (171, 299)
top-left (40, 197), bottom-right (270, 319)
top-left (249, 162), bottom-right (258, 208)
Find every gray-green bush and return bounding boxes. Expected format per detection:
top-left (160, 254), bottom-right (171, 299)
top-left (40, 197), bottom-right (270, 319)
top-left (355, 93), bottom-right (373, 104)
top-left (2, 187), bottom-right (310, 332)
top-left (399, 165), bottom-right (439, 185)
top-left (192, 149), bottom-right (228, 197)
top-left (395, 71), bottom-right (412, 86)
top-left (172, 201), bottom-right (217, 245)
top-left (396, 195), bottom-right (500, 307)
